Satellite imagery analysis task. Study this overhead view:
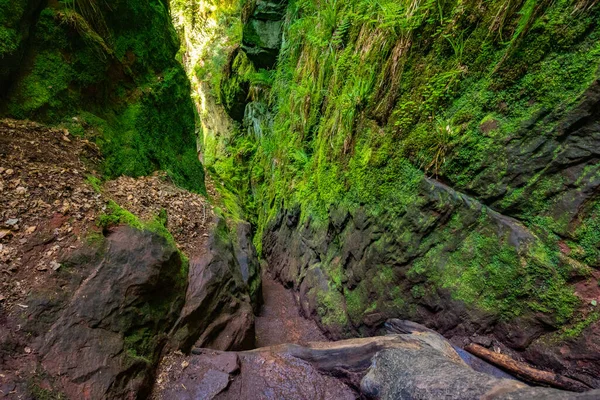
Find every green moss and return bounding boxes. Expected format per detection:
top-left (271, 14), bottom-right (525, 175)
top-left (3, 1), bottom-right (205, 194)
top-left (27, 383), bottom-right (66, 400)
top-left (574, 202), bottom-right (600, 266)
top-left (97, 202), bottom-right (184, 257)
top-left (172, 0), bottom-right (600, 335)
top-left (344, 285), bottom-right (368, 325)
top-left (26, 371), bottom-right (66, 400)
top-left (317, 287), bottom-right (349, 329)
top-left (97, 200), bottom-right (142, 230)
top-left (559, 311), bottom-right (600, 340)
top-left (415, 225), bottom-right (580, 324)
top-left (123, 327), bottom-right (154, 365)
top-left (0, 0), bottom-right (27, 57)
top-left (86, 175), bottom-right (103, 193)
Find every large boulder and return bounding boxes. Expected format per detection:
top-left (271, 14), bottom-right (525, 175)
top-left (170, 219), bottom-right (258, 352)
top-left (158, 349), bottom-right (356, 400)
top-left (38, 226), bottom-right (187, 400)
top-left (361, 347), bottom-right (600, 400)
top-left (157, 325), bottom-right (600, 400)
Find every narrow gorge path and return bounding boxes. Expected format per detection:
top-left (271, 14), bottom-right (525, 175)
top-left (255, 272), bottom-right (327, 347)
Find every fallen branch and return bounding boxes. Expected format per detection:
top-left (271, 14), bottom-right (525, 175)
top-left (465, 343), bottom-right (590, 392)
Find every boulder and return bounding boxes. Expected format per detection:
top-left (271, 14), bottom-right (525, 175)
top-left (170, 219), bottom-right (257, 352)
top-left (39, 226), bottom-right (187, 400)
top-left (158, 325), bottom-right (600, 400)
top-left (361, 347), bottom-right (600, 400)
top-left (157, 348), bottom-right (355, 400)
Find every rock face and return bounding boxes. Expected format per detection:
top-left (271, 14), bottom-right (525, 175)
top-left (258, 82), bottom-right (600, 383)
top-left (242, 0), bottom-right (288, 69)
top-left (464, 77), bottom-right (600, 231)
top-left (39, 226), bottom-right (187, 400)
top-left (209, 0), bottom-right (600, 388)
top-left (8, 217), bottom-right (260, 399)
top-left (170, 219), bottom-right (259, 352)
top-left (262, 171), bottom-right (600, 385)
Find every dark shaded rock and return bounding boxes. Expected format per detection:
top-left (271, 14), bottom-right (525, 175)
top-left (495, 316), bottom-right (553, 351)
top-left (39, 226), bottom-right (186, 400)
top-left (464, 77), bottom-right (600, 236)
top-left (233, 221), bottom-right (261, 309)
top-left (158, 346), bottom-right (356, 400)
top-left (524, 320), bottom-right (600, 389)
top-left (216, 351), bottom-right (356, 400)
top-left (220, 47), bottom-right (252, 122)
top-left (242, 0), bottom-right (288, 69)
top-left (171, 219), bottom-right (256, 353)
top-left (298, 263), bottom-right (329, 317)
top-left (472, 334), bottom-right (494, 348)
top-left (158, 351), bottom-right (240, 400)
top-left (0, 0), bottom-right (44, 94)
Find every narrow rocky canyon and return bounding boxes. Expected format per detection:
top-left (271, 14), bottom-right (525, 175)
top-left (1, 0), bottom-right (600, 399)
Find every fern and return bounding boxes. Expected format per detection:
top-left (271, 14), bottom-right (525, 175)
top-left (331, 17), bottom-right (352, 48)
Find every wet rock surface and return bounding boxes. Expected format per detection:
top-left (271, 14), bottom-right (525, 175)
top-left (155, 348), bottom-right (356, 400)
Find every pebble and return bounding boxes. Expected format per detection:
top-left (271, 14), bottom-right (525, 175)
top-left (5, 169), bottom-right (13, 176)
top-left (5, 219), bottom-right (19, 226)
top-left (15, 186), bottom-right (27, 195)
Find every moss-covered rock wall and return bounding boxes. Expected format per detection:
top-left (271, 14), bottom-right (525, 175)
top-left (0, 0), bottom-right (204, 192)
top-left (195, 0), bottom-right (600, 387)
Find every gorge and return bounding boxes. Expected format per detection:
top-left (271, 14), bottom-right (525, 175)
top-left (1, 0), bottom-right (600, 399)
